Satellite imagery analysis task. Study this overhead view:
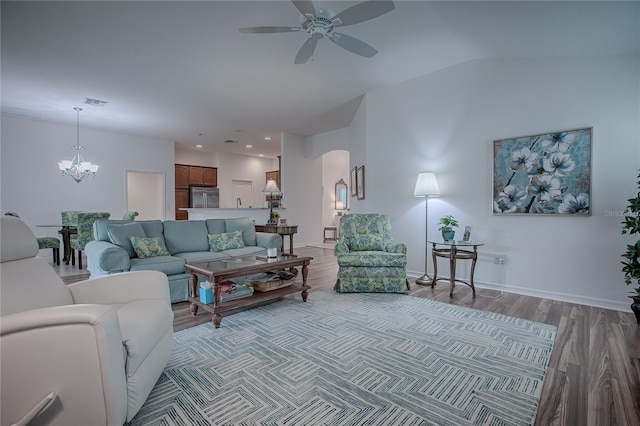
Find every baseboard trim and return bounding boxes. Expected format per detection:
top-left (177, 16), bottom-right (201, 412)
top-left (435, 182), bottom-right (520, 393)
top-left (406, 270), bottom-right (630, 313)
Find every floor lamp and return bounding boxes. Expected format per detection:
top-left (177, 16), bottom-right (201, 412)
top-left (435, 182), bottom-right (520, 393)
top-left (414, 172), bottom-right (440, 285)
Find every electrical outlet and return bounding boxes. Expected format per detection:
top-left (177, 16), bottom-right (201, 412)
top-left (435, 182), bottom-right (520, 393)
top-left (494, 255), bottom-right (505, 265)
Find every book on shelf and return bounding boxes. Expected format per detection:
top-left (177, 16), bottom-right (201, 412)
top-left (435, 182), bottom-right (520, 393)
top-left (219, 283), bottom-right (254, 302)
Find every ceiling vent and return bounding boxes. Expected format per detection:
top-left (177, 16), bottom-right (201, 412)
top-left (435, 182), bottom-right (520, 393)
top-left (83, 97), bottom-right (108, 107)
top-left (224, 139), bottom-right (238, 144)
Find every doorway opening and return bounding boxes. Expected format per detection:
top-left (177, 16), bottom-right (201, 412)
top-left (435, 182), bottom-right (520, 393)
top-left (231, 179), bottom-right (253, 209)
top-left (126, 171), bottom-right (165, 220)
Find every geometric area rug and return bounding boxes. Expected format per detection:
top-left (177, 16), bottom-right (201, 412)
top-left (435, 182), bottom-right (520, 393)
top-left (128, 291), bottom-right (557, 426)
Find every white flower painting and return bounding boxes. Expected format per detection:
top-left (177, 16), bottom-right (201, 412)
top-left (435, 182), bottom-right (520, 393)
top-left (493, 128), bottom-right (591, 215)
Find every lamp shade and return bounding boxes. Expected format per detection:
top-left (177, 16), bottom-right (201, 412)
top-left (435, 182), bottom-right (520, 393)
top-left (262, 179), bottom-right (281, 194)
top-left (413, 172), bottom-right (440, 197)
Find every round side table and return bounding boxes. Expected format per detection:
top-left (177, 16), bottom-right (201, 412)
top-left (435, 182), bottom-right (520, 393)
top-left (428, 240), bottom-right (484, 297)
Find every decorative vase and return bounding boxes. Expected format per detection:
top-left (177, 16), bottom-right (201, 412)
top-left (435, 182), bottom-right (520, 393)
top-left (442, 230), bottom-right (455, 241)
top-left (630, 295), bottom-right (640, 326)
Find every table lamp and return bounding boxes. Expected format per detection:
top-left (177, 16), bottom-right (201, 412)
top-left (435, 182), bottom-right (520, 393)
top-left (262, 179), bottom-right (281, 224)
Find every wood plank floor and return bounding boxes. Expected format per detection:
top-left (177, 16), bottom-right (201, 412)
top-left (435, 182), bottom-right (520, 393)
top-left (56, 246), bottom-right (640, 426)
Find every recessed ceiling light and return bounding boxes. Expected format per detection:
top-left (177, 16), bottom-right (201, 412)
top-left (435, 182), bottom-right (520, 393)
top-left (264, 136), bottom-right (271, 140)
top-left (246, 145), bottom-right (253, 148)
top-left (259, 154), bottom-right (264, 157)
top-left (196, 144), bottom-right (203, 148)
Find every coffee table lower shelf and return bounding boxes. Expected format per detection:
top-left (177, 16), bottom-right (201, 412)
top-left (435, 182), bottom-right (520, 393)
top-left (189, 282), bottom-right (310, 328)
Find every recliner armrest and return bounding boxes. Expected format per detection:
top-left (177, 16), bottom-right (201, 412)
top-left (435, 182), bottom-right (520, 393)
top-left (1, 304), bottom-right (128, 426)
top-left (69, 270), bottom-right (171, 306)
top-left (1, 304), bottom-right (115, 335)
top-left (334, 242), bottom-right (350, 255)
top-left (385, 242), bottom-right (407, 254)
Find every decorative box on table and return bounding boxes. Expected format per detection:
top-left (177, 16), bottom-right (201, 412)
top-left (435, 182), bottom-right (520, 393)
top-left (246, 271), bottom-right (295, 292)
top-left (199, 287), bottom-right (213, 304)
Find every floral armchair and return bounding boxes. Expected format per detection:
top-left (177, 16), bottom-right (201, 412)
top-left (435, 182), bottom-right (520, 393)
top-left (70, 212), bottom-right (110, 269)
top-left (334, 213), bottom-right (409, 293)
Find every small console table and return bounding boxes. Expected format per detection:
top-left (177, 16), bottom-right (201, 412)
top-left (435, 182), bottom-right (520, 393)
top-left (428, 240), bottom-right (484, 297)
top-left (255, 224), bottom-right (298, 255)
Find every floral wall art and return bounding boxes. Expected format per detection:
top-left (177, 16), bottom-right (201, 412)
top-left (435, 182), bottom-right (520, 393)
top-left (493, 127), bottom-right (592, 215)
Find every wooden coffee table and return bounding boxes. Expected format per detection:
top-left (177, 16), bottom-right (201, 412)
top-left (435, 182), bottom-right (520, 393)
top-left (186, 254), bottom-right (312, 328)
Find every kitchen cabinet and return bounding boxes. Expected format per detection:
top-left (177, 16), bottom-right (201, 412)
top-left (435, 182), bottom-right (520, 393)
top-left (189, 166), bottom-right (217, 186)
top-left (175, 164), bottom-right (189, 188)
top-left (175, 188), bottom-right (189, 221)
top-left (202, 167), bottom-right (217, 186)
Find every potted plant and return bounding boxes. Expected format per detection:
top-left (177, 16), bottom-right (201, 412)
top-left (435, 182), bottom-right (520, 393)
top-left (437, 215), bottom-right (459, 241)
top-left (622, 170), bottom-right (640, 324)
top-left (269, 210), bottom-right (280, 224)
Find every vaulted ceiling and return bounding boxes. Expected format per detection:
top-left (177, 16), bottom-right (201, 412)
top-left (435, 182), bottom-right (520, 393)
top-left (2, 1), bottom-right (638, 158)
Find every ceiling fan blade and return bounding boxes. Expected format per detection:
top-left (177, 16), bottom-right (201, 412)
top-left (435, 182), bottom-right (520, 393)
top-left (294, 37), bottom-right (317, 64)
top-left (239, 26), bottom-right (301, 34)
top-left (329, 32), bottom-right (378, 58)
top-left (331, 0), bottom-right (395, 27)
top-left (291, 1), bottom-right (316, 18)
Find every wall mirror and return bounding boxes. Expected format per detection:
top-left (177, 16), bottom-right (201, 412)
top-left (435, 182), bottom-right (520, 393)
top-left (335, 179), bottom-right (347, 210)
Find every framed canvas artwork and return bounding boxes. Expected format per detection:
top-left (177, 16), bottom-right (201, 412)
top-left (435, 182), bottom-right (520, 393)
top-left (493, 127), bottom-right (592, 215)
top-left (356, 166), bottom-right (365, 200)
top-left (350, 167), bottom-right (357, 197)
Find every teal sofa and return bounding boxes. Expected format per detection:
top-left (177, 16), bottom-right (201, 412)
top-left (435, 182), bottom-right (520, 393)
top-left (85, 218), bottom-right (282, 303)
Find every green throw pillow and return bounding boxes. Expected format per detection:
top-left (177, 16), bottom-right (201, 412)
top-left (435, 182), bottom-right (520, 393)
top-left (208, 230), bottom-right (246, 252)
top-left (129, 235), bottom-right (170, 259)
top-left (350, 234), bottom-right (386, 251)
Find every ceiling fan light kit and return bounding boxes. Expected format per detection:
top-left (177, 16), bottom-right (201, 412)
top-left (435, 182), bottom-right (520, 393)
top-left (239, 0), bottom-right (395, 64)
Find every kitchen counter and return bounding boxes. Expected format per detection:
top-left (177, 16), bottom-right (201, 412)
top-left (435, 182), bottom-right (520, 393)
top-left (182, 208), bottom-right (284, 224)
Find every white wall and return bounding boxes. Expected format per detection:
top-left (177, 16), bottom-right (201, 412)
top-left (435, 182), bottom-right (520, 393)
top-left (1, 115), bottom-right (175, 235)
top-left (362, 55), bottom-right (639, 311)
top-left (321, 150), bottom-right (350, 228)
top-left (281, 132), bottom-right (322, 247)
top-left (347, 96), bottom-right (369, 214)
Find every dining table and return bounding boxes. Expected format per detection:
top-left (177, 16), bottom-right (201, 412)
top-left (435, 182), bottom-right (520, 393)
top-left (36, 224), bottom-right (77, 265)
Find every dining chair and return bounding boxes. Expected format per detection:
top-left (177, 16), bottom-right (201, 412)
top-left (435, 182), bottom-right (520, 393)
top-left (122, 211), bottom-right (139, 220)
top-left (69, 212), bottom-right (110, 269)
top-left (4, 212), bottom-right (60, 265)
top-left (61, 210), bottom-right (82, 227)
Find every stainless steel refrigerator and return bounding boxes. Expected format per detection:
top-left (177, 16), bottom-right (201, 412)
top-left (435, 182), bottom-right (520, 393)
top-left (189, 186), bottom-right (219, 208)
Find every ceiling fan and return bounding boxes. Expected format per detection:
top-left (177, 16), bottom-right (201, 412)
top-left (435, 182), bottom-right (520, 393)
top-left (239, 0), bottom-right (395, 64)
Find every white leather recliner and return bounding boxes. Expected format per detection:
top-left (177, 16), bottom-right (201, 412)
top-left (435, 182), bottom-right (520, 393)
top-left (0, 216), bottom-right (174, 426)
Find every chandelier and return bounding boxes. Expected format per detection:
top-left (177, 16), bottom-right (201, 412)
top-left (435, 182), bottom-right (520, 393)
top-left (58, 107), bottom-right (99, 183)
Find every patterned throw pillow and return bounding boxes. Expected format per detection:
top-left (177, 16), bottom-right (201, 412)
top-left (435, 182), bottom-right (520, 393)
top-left (350, 234), bottom-right (386, 251)
top-left (129, 236), bottom-right (170, 259)
top-left (208, 230), bottom-right (246, 252)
